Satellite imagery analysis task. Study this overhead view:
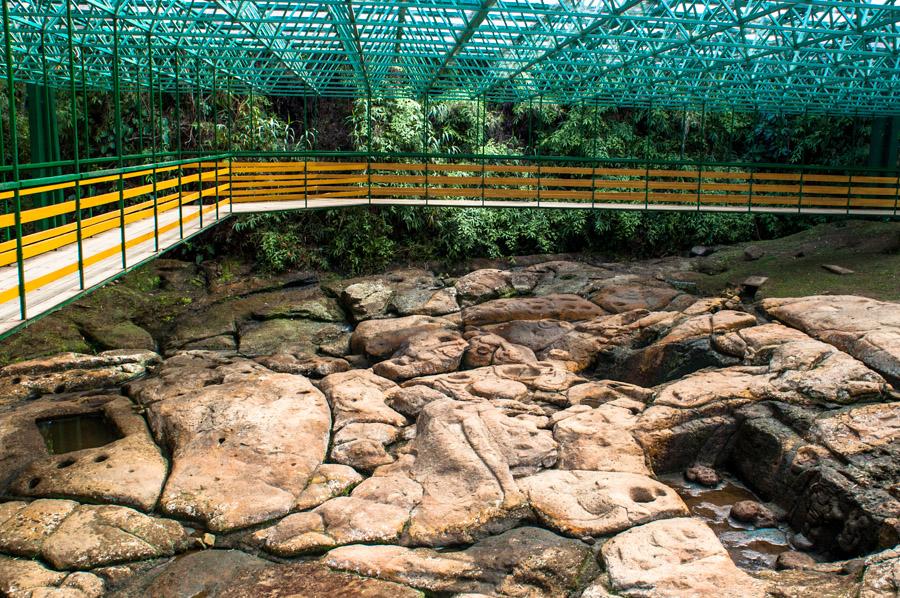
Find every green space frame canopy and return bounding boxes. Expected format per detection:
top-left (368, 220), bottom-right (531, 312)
top-left (2, 0), bottom-right (900, 115)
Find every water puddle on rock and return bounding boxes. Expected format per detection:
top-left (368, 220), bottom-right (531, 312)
top-left (36, 413), bottom-right (123, 454)
top-left (660, 473), bottom-right (792, 571)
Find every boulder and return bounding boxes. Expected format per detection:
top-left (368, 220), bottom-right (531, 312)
top-left (399, 399), bottom-right (557, 545)
top-left (324, 526), bottom-right (594, 596)
top-left (373, 329), bottom-right (468, 381)
top-left (295, 464), bottom-right (364, 510)
top-left (391, 286), bottom-right (460, 316)
top-left (350, 315), bottom-right (458, 360)
top-left (589, 281), bottom-right (686, 313)
top-left (0, 499), bottom-right (189, 570)
top-left (454, 269), bottom-right (516, 306)
top-left (320, 369), bottom-right (406, 472)
top-left (552, 404), bottom-right (651, 474)
top-left (462, 331), bottom-right (537, 368)
top-left (128, 353), bottom-right (331, 531)
top-left (0, 350), bottom-right (160, 405)
top-left (601, 518), bottom-right (767, 597)
top-left (1, 394), bottom-right (167, 511)
top-left (254, 352), bottom-right (350, 377)
top-left (238, 319), bottom-right (348, 357)
top-left (762, 295), bottom-right (900, 386)
top-left (684, 465), bottom-right (721, 487)
top-left (0, 555), bottom-right (104, 597)
top-left (401, 361), bottom-right (584, 410)
top-left (480, 319), bottom-right (601, 371)
top-left (341, 280), bottom-right (393, 322)
top-left (730, 500), bottom-right (778, 528)
top-left (462, 294), bottom-right (606, 326)
top-left (520, 470), bottom-right (688, 537)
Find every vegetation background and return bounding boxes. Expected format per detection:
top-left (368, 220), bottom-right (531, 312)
top-left (1, 89), bottom-right (887, 273)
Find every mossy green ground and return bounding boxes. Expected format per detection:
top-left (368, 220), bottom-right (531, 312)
top-left (1, 219), bottom-right (897, 366)
top-left (695, 220), bottom-right (900, 301)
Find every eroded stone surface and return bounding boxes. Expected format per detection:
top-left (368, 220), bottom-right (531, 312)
top-left (0, 555), bottom-right (104, 597)
top-left (320, 369), bottom-right (406, 471)
top-left (762, 295), bottom-right (900, 385)
top-left (520, 470), bottom-right (688, 537)
top-left (601, 518), bottom-right (767, 597)
top-left (552, 404), bottom-right (650, 474)
top-left (373, 329), bottom-right (468, 381)
top-left (0, 394), bottom-right (166, 511)
top-left (128, 353), bottom-right (331, 531)
top-left (462, 294), bottom-right (606, 326)
top-left (0, 500), bottom-right (188, 570)
top-left (0, 350), bottom-right (160, 405)
top-left (324, 526), bottom-right (594, 596)
top-left (351, 315), bottom-right (458, 360)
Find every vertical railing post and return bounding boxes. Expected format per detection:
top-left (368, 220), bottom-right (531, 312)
top-left (696, 162), bottom-right (703, 211)
top-left (798, 172), bottom-right (804, 214)
top-left (893, 171), bottom-right (899, 217)
top-left (198, 160), bottom-right (204, 229)
top-left (536, 94), bottom-right (542, 208)
top-left (846, 172), bottom-right (853, 215)
top-left (4, 0), bottom-right (26, 319)
top-left (643, 102), bottom-right (651, 211)
top-left (748, 168), bottom-right (754, 212)
top-left (65, 0), bottom-right (84, 289)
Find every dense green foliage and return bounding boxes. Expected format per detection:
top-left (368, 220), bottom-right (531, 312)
top-left (228, 98), bottom-right (863, 273)
top-left (1, 86), bottom-right (883, 274)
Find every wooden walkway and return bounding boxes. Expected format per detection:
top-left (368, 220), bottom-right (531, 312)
top-left (1, 158), bottom-right (898, 337)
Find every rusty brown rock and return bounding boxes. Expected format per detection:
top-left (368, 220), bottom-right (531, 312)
top-left (462, 294), bottom-right (606, 326)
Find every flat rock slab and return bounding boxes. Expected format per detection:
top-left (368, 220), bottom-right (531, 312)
top-left (219, 561), bottom-right (424, 598)
top-left (0, 350), bottom-right (160, 405)
top-left (601, 518), bottom-right (767, 597)
top-left (350, 315), bottom-right (458, 359)
top-left (324, 526), bottom-right (594, 596)
top-left (762, 295), bottom-right (900, 386)
top-left (0, 499), bottom-right (189, 570)
top-left (0, 555), bottom-right (104, 597)
top-left (462, 294), bottom-right (606, 326)
top-left (128, 353), bottom-right (331, 531)
top-left (520, 470), bottom-right (688, 537)
top-left (0, 394), bottom-right (166, 511)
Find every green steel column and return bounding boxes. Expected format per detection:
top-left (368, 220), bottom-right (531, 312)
top-left (480, 95), bottom-right (486, 206)
top-left (643, 103), bottom-right (651, 209)
top-left (366, 95), bottom-right (372, 204)
top-left (212, 67), bottom-right (219, 220)
top-left (423, 94), bottom-right (429, 204)
top-left (136, 64), bottom-right (143, 155)
top-left (227, 77), bottom-right (233, 214)
top-left (2, 0), bottom-right (26, 319)
top-left (147, 33), bottom-right (159, 252)
top-left (195, 58), bottom-right (203, 229)
top-left (174, 49), bottom-right (183, 238)
top-left (249, 86), bottom-right (255, 149)
top-left (591, 102), bottom-right (599, 210)
top-left (112, 16), bottom-right (127, 268)
top-left (536, 95), bottom-right (542, 207)
top-left (65, 0), bottom-right (84, 289)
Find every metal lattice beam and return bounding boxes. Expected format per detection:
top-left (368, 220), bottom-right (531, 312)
top-left (0, 0), bottom-right (898, 115)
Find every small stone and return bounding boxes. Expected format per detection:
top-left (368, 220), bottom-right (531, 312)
top-left (730, 500), bottom-right (778, 528)
top-left (685, 465), bottom-right (720, 487)
top-left (690, 245), bottom-right (716, 257)
top-left (202, 533), bottom-right (216, 547)
top-left (822, 264), bottom-right (855, 275)
top-left (743, 246), bottom-right (764, 261)
top-left (776, 551), bottom-right (818, 570)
